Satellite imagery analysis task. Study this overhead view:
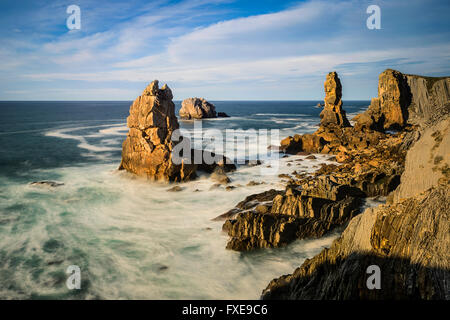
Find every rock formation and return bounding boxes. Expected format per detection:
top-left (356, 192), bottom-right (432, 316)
top-left (280, 71), bottom-right (352, 155)
top-left (119, 80), bottom-right (196, 181)
top-left (119, 81), bottom-right (234, 181)
top-left (221, 67), bottom-right (450, 295)
top-left (281, 69), bottom-right (450, 156)
top-left (179, 97), bottom-right (217, 119)
top-left (256, 71), bottom-right (450, 299)
top-left (354, 69), bottom-right (450, 131)
top-left (262, 117), bottom-right (450, 299)
top-left (320, 71), bottom-right (351, 127)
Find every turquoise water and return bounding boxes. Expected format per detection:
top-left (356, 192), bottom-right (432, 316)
top-left (0, 101), bottom-right (369, 299)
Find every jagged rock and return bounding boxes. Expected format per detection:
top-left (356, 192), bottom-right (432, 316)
top-left (261, 116), bottom-right (450, 300)
top-left (190, 149), bottom-right (236, 174)
top-left (212, 189), bottom-right (283, 221)
top-left (354, 69), bottom-right (450, 131)
top-left (261, 185), bottom-right (449, 299)
top-left (119, 80), bottom-right (197, 182)
top-left (210, 167), bottom-right (231, 185)
top-left (320, 72), bottom-right (351, 128)
top-left (119, 82), bottom-right (235, 182)
top-left (390, 116), bottom-right (449, 203)
top-left (217, 112), bottom-right (230, 117)
top-left (223, 186), bottom-right (362, 251)
top-left (280, 134), bottom-right (325, 154)
top-left (281, 72), bottom-right (350, 154)
top-left (179, 97), bottom-right (217, 119)
top-left (270, 188), bottom-right (362, 221)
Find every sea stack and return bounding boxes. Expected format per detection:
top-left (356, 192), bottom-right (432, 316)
top-left (179, 97), bottom-right (217, 119)
top-left (119, 80), bottom-right (196, 182)
top-left (319, 71), bottom-right (351, 127)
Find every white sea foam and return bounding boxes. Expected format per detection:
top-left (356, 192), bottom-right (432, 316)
top-left (0, 153), bottom-right (338, 299)
top-left (45, 124), bottom-right (125, 154)
top-left (0, 112), bottom-right (347, 299)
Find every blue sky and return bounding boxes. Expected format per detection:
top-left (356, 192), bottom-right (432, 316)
top-left (0, 0), bottom-right (449, 100)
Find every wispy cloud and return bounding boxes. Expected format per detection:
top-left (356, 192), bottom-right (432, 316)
top-left (0, 0), bottom-right (449, 100)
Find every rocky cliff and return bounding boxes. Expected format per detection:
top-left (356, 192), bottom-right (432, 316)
top-left (260, 81), bottom-right (450, 300)
top-left (354, 69), bottom-right (450, 131)
top-left (262, 121), bottom-right (449, 299)
top-left (219, 70), bottom-right (449, 299)
top-left (179, 97), bottom-right (217, 119)
top-left (221, 71), bottom-right (410, 252)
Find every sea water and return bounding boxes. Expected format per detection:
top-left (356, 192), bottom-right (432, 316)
top-left (0, 101), bottom-right (369, 299)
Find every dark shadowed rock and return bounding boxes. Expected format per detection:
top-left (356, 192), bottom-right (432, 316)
top-left (30, 181), bottom-right (64, 188)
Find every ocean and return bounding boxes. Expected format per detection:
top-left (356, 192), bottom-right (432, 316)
top-left (0, 100), bottom-right (369, 299)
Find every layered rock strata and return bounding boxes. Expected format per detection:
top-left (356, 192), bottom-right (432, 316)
top-left (354, 69), bottom-right (450, 131)
top-left (262, 118), bottom-right (450, 299)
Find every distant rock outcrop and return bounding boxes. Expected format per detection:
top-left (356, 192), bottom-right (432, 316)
top-left (119, 80), bottom-right (197, 181)
top-left (179, 97), bottom-right (217, 119)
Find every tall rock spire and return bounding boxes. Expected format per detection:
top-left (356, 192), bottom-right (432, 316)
top-left (119, 80), bottom-right (196, 181)
top-left (320, 72), bottom-right (351, 127)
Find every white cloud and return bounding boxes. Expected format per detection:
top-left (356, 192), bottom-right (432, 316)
top-left (1, 0), bottom-right (450, 100)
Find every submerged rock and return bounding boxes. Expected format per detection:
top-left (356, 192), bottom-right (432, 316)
top-left (30, 181), bottom-right (64, 188)
top-left (167, 185), bottom-right (184, 192)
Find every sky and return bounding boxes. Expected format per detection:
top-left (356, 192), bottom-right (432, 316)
top-left (0, 0), bottom-right (449, 100)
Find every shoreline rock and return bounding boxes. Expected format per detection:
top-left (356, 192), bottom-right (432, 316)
top-left (258, 71), bottom-right (450, 299)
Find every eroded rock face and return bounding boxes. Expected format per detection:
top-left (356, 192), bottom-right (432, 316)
top-left (261, 116), bottom-right (450, 300)
top-left (119, 80), bottom-right (196, 181)
top-left (281, 72), bottom-right (351, 154)
top-left (179, 97), bottom-right (217, 119)
top-left (262, 185), bottom-right (450, 300)
top-left (222, 185), bottom-right (363, 251)
top-left (320, 72), bottom-right (351, 128)
top-left (390, 117), bottom-right (450, 203)
top-left (354, 69), bottom-right (450, 131)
